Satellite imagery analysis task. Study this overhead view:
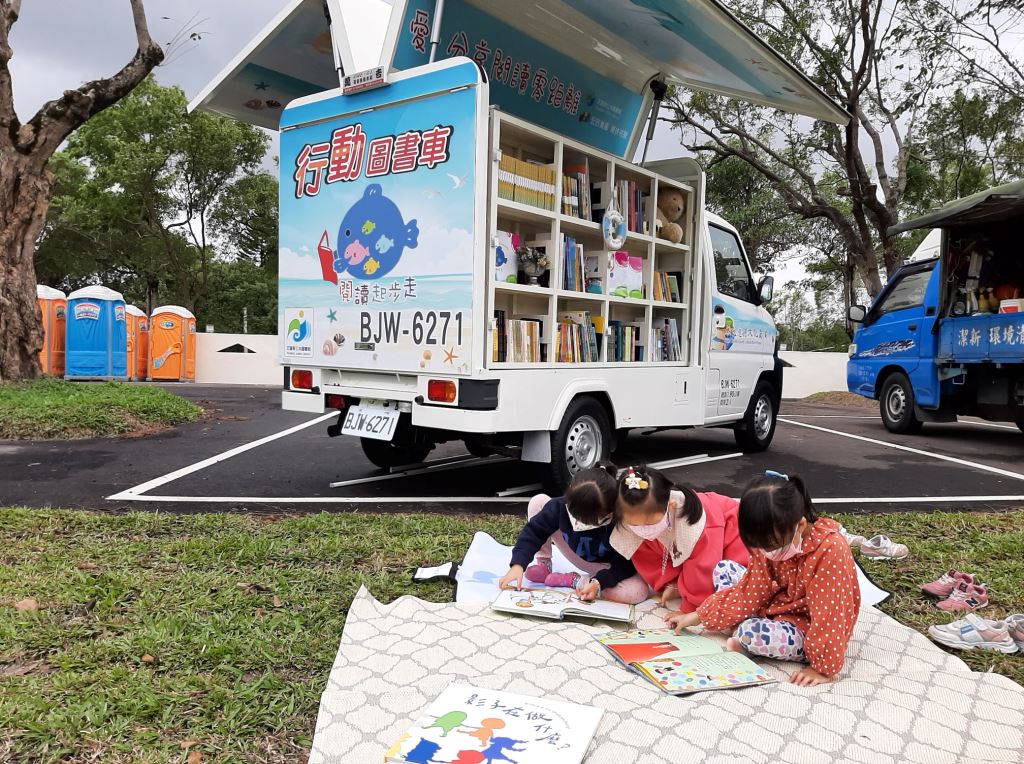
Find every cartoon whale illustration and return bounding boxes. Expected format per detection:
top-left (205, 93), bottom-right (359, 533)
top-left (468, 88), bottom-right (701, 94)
top-left (333, 185), bottom-right (418, 281)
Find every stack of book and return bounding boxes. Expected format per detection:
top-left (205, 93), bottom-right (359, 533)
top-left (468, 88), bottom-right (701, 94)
top-left (651, 317), bottom-right (683, 362)
top-left (562, 235), bottom-right (584, 292)
top-left (561, 158), bottom-right (592, 220)
top-left (615, 178), bottom-right (647, 233)
top-left (498, 154), bottom-right (556, 211)
top-left (653, 271), bottom-right (683, 303)
top-left (492, 310), bottom-right (542, 363)
top-left (608, 320), bottom-right (643, 362)
top-left (556, 311), bottom-right (601, 363)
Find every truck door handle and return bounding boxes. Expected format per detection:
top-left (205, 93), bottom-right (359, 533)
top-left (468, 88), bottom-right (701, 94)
top-left (714, 305), bottom-right (725, 314)
top-left (907, 324), bottom-right (917, 331)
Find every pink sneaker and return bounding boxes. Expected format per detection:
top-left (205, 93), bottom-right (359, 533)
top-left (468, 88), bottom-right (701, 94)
top-left (524, 557), bottom-right (552, 583)
top-left (544, 572), bottom-right (581, 589)
top-left (936, 581), bottom-right (989, 612)
top-left (921, 570), bottom-right (977, 598)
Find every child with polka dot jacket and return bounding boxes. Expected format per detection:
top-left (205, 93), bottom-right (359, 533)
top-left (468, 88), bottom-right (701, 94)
top-left (665, 471), bottom-right (860, 687)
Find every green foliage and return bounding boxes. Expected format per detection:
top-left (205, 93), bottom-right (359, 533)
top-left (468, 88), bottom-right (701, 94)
top-left (202, 259), bottom-right (278, 334)
top-left (0, 380), bottom-right (201, 439)
top-left (1, 508), bottom-right (1021, 761)
top-left (212, 172), bottom-right (279, 272)
top-left (35, 77), bottom-right (273, 322)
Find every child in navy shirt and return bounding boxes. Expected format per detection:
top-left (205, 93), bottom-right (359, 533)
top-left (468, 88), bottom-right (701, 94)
top-left (498, 466), bottom-right (648, 604)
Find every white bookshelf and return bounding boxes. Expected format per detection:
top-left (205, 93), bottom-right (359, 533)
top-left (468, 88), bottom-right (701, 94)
top-left (487, 109), bottom-right (701, 368)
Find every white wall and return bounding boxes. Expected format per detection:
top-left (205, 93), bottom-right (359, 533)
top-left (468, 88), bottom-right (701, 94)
top-left (780, 351), bottom-right (849, 399)
top-left (195, 333), bottom-right (281, 386)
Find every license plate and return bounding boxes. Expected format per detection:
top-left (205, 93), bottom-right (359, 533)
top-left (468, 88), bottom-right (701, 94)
top-left (340, 404), bottom-right (400, 441)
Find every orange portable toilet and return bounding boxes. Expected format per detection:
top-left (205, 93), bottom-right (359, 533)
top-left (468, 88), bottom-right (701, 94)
top-left (36, 285), bottom-right (67, 376)
top-left (148, 305), bottom-right (196, 381)
top-left (125, 305), bottom-right (149, 381)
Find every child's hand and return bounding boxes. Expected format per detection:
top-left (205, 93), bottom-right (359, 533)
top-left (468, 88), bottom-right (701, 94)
top-left (664, 610), bottom-right (701, 634)
top-left (498, 565), bottom-right (525, 591)
top-left (789, 667), bottom-right (832, 687)
top-left (658, 583), bottom-right (679, 607)
top-left (576, 579), bottom-right (600, 601)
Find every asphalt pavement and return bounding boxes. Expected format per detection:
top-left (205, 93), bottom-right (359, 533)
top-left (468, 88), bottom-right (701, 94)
top-left (1, 384), bottom-right (1022, 514)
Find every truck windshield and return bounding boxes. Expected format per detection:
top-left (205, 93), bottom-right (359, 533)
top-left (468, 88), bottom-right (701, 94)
top-left (876, 269), bottom-right (932, 315)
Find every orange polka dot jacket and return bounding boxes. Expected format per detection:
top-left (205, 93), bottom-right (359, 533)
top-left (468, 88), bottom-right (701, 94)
top-left (696, 517), bottom-right (861, 677)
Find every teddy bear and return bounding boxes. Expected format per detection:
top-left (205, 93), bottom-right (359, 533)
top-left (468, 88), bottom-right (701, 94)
top-left (655, 187), bottom-right (686, 244)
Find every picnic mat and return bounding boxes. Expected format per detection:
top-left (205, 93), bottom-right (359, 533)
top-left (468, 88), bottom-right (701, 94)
top-left (308, 587), bottom-right (1024, 763)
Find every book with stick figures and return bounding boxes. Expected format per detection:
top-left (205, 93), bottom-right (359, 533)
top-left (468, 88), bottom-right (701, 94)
top-left (595, 628), bottom-right (776, 695)
top-left (490, 587), bottom-right (634, 624)
top-left (385, 682), bottom-right (602, 763)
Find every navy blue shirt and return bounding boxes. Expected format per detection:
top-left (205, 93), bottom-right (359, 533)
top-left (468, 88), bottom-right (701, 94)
top-left (508, 496), bottom-right (636, 590)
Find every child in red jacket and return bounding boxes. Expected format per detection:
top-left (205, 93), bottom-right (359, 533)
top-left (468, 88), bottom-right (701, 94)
top-left (609, 465), bottom-right (749, 611)
top-left (666, 471), bottom-right (860, 687)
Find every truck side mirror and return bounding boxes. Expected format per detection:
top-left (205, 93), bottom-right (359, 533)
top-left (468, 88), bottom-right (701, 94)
top-left (757, 275), bottom-right (774, 304)
top-left (848, 305), bottom-right (867, 323)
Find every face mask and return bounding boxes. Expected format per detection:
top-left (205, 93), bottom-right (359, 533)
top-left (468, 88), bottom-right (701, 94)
top-left (764, 528), bottom-right (803, 561)
top-left (568, 513), bottom-right (613, 533)
top-left (627, 511), bottom-right (670, 540)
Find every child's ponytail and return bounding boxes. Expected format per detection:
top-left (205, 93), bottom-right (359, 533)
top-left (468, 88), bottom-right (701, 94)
top-left (615, 464), bottom-right (703, 527)
top-left (738, 471), bottom-right (817, 550)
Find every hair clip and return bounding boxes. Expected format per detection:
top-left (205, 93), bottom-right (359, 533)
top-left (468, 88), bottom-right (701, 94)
top-left (765, 470), bottom-right (789, 481)
top-left (624, 468), bottom-right (649, 491)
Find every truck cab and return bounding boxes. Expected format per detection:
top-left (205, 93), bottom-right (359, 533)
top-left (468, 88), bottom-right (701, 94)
top-left (848, 181), bottom-right (1024, 434)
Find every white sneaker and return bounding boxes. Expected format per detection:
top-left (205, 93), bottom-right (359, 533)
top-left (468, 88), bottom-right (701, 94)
top-left (1006, 614), bottom-right (1024, 650)
top-left (837, 525), bottom-right (866, 548)
top-left (928, 614), bottom-right (1019, 654)
top-left (860, 534), bottom-right (909, 560)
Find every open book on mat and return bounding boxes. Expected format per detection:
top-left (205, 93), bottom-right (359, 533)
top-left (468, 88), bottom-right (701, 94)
top-left (386, 682), bottom-right (602, 764)
top-left (491, 588), bottom-right (634, 624)
top-left (596, 628), bottom-right (776, 695)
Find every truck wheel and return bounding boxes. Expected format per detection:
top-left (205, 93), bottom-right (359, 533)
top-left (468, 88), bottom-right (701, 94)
top-left (1016, 416), bottom-right (1024, 436)
top-left (734, 380), bottom-right (778, 452)
top-left (548, 397), bottom-right (611, 490)
top-left (360, 438), bottom-right (432, 470)
top-left (880, 372), bottom-right (923, 434)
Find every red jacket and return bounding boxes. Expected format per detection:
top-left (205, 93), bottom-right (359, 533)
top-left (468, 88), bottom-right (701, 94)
top-left (696, 517), bottom-right (860, 677)
top-left (610, 491), bottom-right (750, 613)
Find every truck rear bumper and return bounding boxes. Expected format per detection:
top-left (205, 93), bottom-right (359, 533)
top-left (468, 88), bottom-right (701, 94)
top-left (282, 389), bottom-right (326, 413)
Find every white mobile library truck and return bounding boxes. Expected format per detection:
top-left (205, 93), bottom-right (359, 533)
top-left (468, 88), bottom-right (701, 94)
top-left (193, 0), bottom-right (846, 486)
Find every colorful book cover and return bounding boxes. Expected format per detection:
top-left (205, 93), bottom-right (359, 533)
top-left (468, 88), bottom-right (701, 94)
top-left (595, 628), bottom-right (775, 695)
top-left (385, 683), bottom-right (602, 764)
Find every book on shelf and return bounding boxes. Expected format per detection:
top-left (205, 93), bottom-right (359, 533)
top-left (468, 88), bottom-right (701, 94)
top-left (492, 311), bottom-right (543, 364)
top-left (556, 311), bottom-right (600, 363)
top-left (491, 588), bottom-right (634, 624)
top-left (651, 317), bottom-right (683, 362)
top-left (385, 682), bottom-right (602, 764)
top-left (498, 153), bottom-right (556, 211)
top-left (612, 179), bottom-right (648, 234)
top-left (494, 230), bottom-right (519, 284)
top-left (594, 628), bottom-right (776, 696)
top-left (654, 270), bottom-right (684, 303)
top-left (562, 157), bottom-right (592, 220)
top-left (667, 273), bottom-right (682, 303)
top-left (607, 319), bottom-right (643, 362)
top-left (561, 235), bottom-right (587, 292)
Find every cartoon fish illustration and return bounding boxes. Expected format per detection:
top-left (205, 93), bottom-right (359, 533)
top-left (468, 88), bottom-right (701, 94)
top-left (361, 220), bottom-right (376, 235)
top-left (495, 246), bottom-right (507, 267)
top-left (333, 184), bottom-right (419, 281)
top-left (363, 257), bottom-right (381, 275)
top-left (375, 235), bottom-right (394, 254)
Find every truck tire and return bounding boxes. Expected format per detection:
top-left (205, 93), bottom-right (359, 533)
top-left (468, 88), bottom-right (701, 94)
top-left (1016, 416), bottom-right (1024, 436)
top-left (548, 397), bottom-right (611, 490)
top-left (880, 372), bottom-right (923, 434)
top-left (360, 437), bottom-right (432, 470)
top-left (734, 380), bottom-right (778, 452)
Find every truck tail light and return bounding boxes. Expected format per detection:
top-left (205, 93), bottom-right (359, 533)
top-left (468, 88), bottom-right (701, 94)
top-left (291, 369), bottom-right (313, 390)
top-left (325, 394), bottom-right (346, 410)
top-left (427, 379), bottom-right (456, 403)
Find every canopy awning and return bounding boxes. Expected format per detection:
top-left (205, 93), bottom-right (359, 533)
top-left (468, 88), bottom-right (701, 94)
top-left (890, 180), bottom-right (1024, 235)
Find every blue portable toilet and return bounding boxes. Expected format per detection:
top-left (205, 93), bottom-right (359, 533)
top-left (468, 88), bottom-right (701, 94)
top-left (65, 286), bottom-right (128, 380)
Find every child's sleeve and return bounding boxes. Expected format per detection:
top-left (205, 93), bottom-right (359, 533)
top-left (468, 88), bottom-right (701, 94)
top-left (508, 499), bottom-right (561, 569)
top-left (695, 553), bottom-right (776, 630)
top-left (802, 536), bottom-right (861, 677)
top-left (592, 550), bottom-right (637, 591)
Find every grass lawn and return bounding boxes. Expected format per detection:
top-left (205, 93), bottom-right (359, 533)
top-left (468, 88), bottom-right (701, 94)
top-left (0, 379), bottom-right (201, 439)
top-left (1, 508), bottom-right (1021, 763)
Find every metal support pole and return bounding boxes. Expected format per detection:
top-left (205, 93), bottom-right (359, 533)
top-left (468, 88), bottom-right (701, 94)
top-left (641, 79), bottom-right (668, 164)
top-left (324, 1), bottom-right (344, 86)
top-left (428, 0), bottom-right (447, 63)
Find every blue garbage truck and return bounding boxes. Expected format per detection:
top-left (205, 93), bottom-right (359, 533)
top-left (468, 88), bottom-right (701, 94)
top-left (847, 180), bottom-right (1024, 434)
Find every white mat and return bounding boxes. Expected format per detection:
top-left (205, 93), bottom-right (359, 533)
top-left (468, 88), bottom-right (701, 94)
top-left (310, 588), bottom-right (1024, 763)
top-left (454, 531), bottom-right (891, 607)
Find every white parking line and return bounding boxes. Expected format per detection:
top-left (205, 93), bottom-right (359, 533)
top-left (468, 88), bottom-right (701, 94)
top-left (815, 495), bottom-right (1024, 504)
top-left (779, 418), bottom-right (1024, 481)
top-left (110, 494), bottom-right (531, 504)
top-left (106, 412), bottom-right (338, 500)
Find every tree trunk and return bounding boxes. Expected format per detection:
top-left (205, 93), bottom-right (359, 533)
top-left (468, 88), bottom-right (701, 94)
top-left (0, 157), bottom-right (53, 381)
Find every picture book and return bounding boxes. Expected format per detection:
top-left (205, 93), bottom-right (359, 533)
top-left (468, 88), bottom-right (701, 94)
top-left (386, 682), bottom-right (602, 764)
top-left (595, 628), bottom-right (776, 695)
top-left (491, 588), bottom-right (634, 624)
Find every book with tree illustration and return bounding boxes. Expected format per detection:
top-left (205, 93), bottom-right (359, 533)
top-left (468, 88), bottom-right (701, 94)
top-left (385, 682), bottom-right (602, 764)
top-left (595, 628), bottom-right (776, 695)
top-left (491, 588), bottom-right (634, 624)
